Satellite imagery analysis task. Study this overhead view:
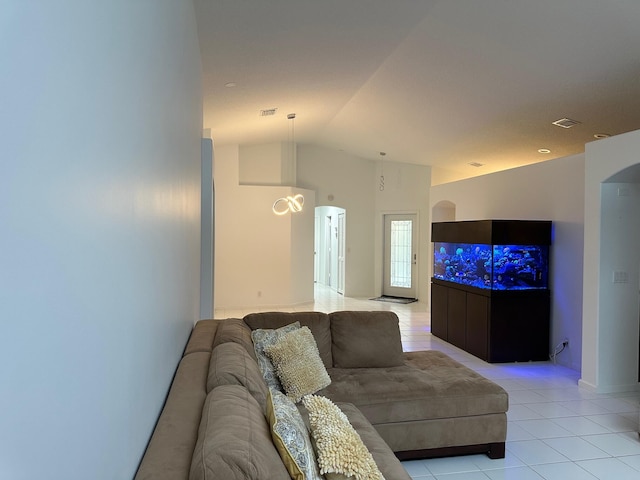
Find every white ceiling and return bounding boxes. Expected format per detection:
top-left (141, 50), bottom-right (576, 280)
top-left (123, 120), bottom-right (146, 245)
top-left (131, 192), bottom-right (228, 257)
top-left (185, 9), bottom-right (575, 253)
top-left (195, 0), bottom-right (640, 180)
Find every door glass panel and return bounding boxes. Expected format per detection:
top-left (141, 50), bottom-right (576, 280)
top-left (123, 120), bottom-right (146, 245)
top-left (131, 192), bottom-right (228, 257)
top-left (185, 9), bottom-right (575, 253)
top-left (390, 220), bottom-right (412, 288)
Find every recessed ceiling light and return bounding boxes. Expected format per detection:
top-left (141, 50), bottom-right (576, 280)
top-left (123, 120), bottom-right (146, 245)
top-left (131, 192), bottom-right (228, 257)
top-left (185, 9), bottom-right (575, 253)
top-left (552, 118), bottom-right (581, 129)
top-left (468, 162), bottom-right (484, 167)
top-left (538, 148), bottom-right (551, 154)
top-left (593, 133), bottom-right (610, 139)
top-left (224, 82), bottom-right (237, 88)
top-left (259, 108), bottom-right (278, 117)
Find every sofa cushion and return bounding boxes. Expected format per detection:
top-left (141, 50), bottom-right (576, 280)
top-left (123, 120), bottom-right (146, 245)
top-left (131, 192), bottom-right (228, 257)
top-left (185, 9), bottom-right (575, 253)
top-left (267, 389), bottom-right (323, 480)
top-left (318, 350), bottom-right (508, 426)
top-left (212, 318), bottom-right (257, 361)
top-left (207, 342), bottom-right (269, 412)
top-left (134, 352), bottom-right (210, 480)
top-left (251, 321), bottom-right (300, 391)
top-left (244, 312), bottom-right (333, 368)
top-left (265, 327), bottom-right (331, 403)
top-left (189, 385), bottom-right (291, 480)
top-left (184, 319), bottom-right (220, 356)
top-left (329, 311), bottom-right (404, 368)
top-left (302, 395), bottom-right (383, 480)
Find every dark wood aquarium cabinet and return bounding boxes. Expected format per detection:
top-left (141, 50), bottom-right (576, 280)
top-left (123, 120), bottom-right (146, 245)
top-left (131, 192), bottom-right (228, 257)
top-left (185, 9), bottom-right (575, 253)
top-left (430, 220), bottom-right (551, 363)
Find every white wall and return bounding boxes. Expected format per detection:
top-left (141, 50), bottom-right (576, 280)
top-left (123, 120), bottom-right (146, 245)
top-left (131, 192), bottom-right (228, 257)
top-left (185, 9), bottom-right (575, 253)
top-left (374, 161), bottom-right (431, 301)
top-left (582, 129), bottom-right (640, 392)
top-left (430, 154), bottom-right (585, 371)
top-left (239, 142), bottom-right (296, 186)
top-left (214, 145), bottom-right (315, 308)
top-left (200, 138), bottom-right (215, 318)
top-left (297, 145), bottom-right (377, 297)
top-left (0, 2), bottom-right (202, 479)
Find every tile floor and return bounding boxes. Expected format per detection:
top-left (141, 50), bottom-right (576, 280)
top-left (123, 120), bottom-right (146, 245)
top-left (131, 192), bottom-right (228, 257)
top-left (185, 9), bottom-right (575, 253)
top-left (214, 284), bottom-right (640, 480)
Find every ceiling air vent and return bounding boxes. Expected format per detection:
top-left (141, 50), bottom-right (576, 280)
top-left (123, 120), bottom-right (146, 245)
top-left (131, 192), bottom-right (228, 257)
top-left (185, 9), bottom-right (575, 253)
top-left (552, 117), bottom-right (581, 128)
top-left (468, 162), bottom-right (485, 168)
top-left (259, 108), bottom-right (278, 117)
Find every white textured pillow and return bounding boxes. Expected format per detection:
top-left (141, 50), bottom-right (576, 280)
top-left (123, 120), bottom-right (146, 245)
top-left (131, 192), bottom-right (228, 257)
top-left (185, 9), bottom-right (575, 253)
top-left (302, 395), bottom-right (384, 480)
top-left (251, 322), bottom-right (300, 391)
top-left (264, 326), bottom-right (331, 403)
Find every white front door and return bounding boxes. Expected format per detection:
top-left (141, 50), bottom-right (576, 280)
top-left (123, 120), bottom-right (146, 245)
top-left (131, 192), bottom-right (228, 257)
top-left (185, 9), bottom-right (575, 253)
top-left (383, 214), bottom-right (417, 299)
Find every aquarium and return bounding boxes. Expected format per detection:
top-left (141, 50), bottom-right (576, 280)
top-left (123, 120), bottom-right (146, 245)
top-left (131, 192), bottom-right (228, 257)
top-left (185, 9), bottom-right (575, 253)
top-left (433, 242), bottom-right (549, 290)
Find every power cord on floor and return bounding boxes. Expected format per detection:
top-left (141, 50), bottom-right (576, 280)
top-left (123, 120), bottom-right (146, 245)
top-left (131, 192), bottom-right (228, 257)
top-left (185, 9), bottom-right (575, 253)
top-left (550, 339), bottom-right (568, 364)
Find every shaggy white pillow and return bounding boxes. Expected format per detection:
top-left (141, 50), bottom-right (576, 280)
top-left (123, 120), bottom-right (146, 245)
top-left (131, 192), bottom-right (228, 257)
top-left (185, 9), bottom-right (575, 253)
top-left (264, 326), bottom-right (331, 403)
top-left (302, 395), bottom-right (385, 480)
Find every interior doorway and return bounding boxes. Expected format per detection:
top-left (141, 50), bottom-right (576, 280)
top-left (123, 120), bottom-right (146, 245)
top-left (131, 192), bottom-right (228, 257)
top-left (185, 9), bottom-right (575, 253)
top-left (383, 213), bottom-right (417, 299)
top-left (314, 206), bottom-right (346, 294)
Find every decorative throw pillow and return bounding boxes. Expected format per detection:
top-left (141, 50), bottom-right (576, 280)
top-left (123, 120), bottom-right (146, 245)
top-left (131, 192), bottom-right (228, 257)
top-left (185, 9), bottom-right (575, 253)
top-left (264, 327), bottom-right (331, 403)
top-left (302, 395), bottom-right (384, 480)
top-left (251, 321), bottom-right (300, 390)
top-left (266, 389), bottom-right (323, 480)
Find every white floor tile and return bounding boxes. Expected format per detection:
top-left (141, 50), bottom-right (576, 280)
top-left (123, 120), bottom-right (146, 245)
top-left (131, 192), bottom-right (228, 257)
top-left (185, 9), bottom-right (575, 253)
top-left (585, 413), bottom-right (637, 433)
top-left (483, 466), bottom-right (544, 480)
top-left (421, 455), bottom-right (482, 475)
top-left (403, 459), bottom-right (431, 477)
top-left (431, 472), bottom-right (492, 480)
top-left (506, 439), bottom-right (569, 465)
top-left (506, 422), bottom-right (536, 442)
top-left (471, 452), bottom-right (525, 471)
top-left (525, 402), bottom-right (579, 418)
top-left (589, 397), bottom-right (639, 414)
top-left (542, 437), bottom-right (609, 461)
top-left (582, 433), bottom-right (640, 456)
top-left (507, 390), bottom-right (550, 405)
top-left (550, 416), bottom-right (611, 436)
top-left (513, 419), bottom-right (574, 439)
top-left (530, 461), bottom-right (598, 479)
top-left (576, 457), bottom-right (640, 480)
top-left (618, 453), bottom-right (640, 471)
top-left (507, 404), bottom-right (543, 421)
top-left (559, 400), bottom-right (611, 416)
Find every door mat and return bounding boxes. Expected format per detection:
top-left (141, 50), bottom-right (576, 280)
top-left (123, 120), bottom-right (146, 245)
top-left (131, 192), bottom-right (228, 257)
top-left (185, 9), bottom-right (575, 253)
top-left (370, 296), bottom-right (418, 304)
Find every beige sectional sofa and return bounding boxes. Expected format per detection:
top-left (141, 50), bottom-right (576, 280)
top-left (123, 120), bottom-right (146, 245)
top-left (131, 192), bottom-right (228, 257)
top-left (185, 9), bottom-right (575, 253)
top-left (135, 311), bottom-right (508, 480)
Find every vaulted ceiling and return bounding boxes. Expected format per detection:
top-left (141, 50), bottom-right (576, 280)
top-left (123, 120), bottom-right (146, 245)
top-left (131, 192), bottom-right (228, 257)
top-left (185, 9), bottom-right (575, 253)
top-left (195, 0), bottom-right (640, 181)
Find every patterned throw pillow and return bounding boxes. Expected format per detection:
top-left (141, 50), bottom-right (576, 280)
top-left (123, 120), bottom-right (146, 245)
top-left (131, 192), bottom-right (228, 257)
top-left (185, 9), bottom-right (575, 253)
top-left (302, 395), bottom-right (384, 480)
top-left (267, 389), bottom-right (323, 480)
top-left (251, 322), bottom-right (300, 390)
top-left (264, 327), bottom-right (331, 403)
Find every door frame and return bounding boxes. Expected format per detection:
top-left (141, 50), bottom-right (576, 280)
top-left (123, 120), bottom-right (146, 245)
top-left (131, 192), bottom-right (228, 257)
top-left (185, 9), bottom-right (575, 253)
top-left (382, 213), bottom-right (418, 299)
top-left (314, 205), bottom-right (346, 294)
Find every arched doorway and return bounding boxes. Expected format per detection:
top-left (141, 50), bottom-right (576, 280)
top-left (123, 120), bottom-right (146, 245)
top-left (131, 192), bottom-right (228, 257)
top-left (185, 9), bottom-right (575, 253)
top-left (432, 200), bottom-right (456, 222)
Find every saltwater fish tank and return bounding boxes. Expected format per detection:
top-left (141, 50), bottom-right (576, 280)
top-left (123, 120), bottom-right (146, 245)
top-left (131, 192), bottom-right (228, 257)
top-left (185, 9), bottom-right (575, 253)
top-left (433, 242), bottom-right (549, 290)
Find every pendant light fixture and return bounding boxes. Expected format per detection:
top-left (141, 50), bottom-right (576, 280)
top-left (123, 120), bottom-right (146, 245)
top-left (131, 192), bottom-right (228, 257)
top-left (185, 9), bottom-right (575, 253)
top-left (272, 113), bottom-right (304, 215)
